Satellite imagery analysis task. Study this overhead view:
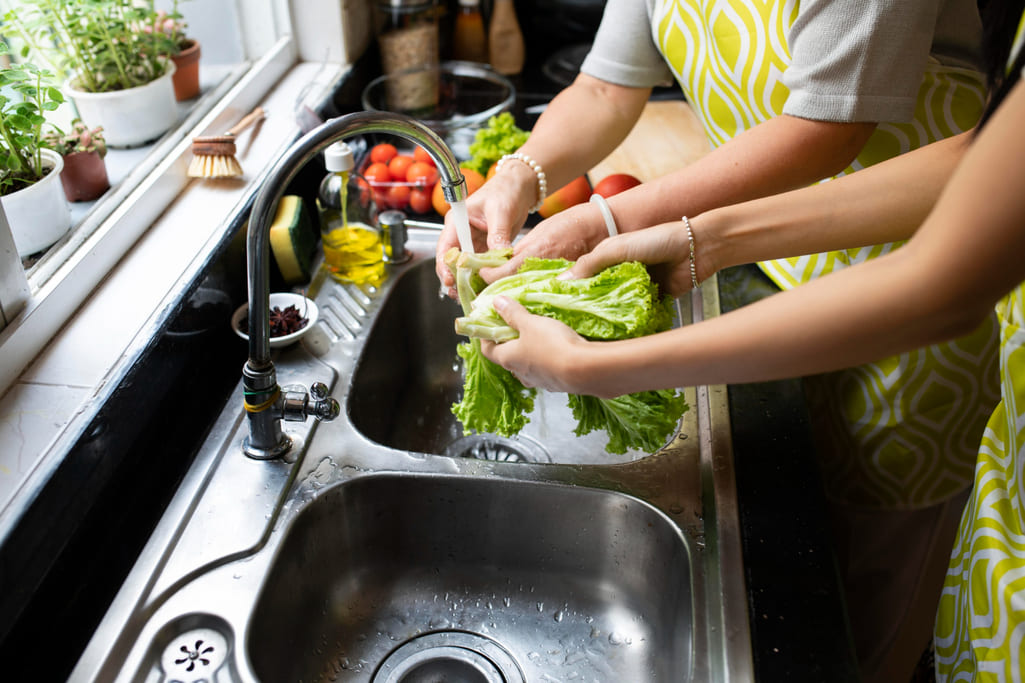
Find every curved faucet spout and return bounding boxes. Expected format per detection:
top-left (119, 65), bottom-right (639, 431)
top-left (242, 111), bottom-right (467, 458)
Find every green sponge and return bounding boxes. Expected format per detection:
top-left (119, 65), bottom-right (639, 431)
top-left (269, 195), bottom-right (317, 285)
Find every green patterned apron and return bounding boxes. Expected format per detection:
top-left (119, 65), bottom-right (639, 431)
top-left (935, 285), bottom-right (1025, 680)
top-left (934, 15), bottom-right (1025, 680)
top-left (655, 0), bottom-right (1001, 508)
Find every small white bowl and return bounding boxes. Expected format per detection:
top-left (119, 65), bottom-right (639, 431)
top-left (232, 292), bottom-right (319, 349)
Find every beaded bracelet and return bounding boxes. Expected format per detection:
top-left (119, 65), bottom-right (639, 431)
top-left (682, 216), bottom-right (699, 289)
top-left (495, 152), bottom-right (548, 213)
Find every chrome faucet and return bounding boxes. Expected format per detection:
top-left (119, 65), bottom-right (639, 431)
top-left (242, 111), bottom-right (469, 459)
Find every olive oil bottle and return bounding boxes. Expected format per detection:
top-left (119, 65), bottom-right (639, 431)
top-left (317, 141), bottom-right (384, 286)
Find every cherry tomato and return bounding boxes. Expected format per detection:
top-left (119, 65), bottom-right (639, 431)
top-left (363, 162), bottom-right (392, 186)
top-left (369, 143), bottom-right (398, 165)
top-left (413, 146), bottom-right (436, 167)
top-left (409, 187), bottom-right (433, 214)
top-left (386, 184), bottom-right (411, 210)
top-left (406, 161), bottom-right (439, 188)
top-left (387, 154), bottom-right (415, 181)
top-left (354, 176), bottom-right (372, 203)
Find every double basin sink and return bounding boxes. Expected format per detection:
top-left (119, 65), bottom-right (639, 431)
top-left (72, 229), bottom-right (750, 682)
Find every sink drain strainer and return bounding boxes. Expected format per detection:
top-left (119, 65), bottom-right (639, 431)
top-left (444, 434), bottom-right (551, 463)
top-left (160, 627), bottom-right (228, 682)
top-left (373, 632), bottom-right (525, 683)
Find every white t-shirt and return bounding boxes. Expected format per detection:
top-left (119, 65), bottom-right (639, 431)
top-left (581, 0), bottom-right (983, 122)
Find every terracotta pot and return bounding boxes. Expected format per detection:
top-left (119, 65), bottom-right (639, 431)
top-left (3, 149), bottom-right (71, 257)
top-left (170, 39), bottom-right (201, 101)
top-left (60, 151), bottom-right (110, 202)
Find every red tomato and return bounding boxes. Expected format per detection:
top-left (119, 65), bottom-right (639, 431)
top-left (354, 177), bottom-right (372, 203)
top-left (386, 184), bottom-right (411, 209)
top-left (413, 146), bottom-right (436, 167)
top-left (369, 143), bottom-right (398, 165)
top-left (593, 173), bottom-right (642, 198)
top-left (409, 187), bottom-right (433, 214)
top-left (406, 161), bottom-right (439, 188)
top-left (371, 189), bottom-right (389, 209)
top-left (364, 162), bottom-right (392, 186)
top-left (387, 154), bottom-right (415, 181)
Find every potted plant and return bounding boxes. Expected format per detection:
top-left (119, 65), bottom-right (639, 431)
top-left (45, 120), bottom-right (110, 202)
top-left (151, 1), bottom-right (200, 101)
top-left (4, 0), bottom-right (180, 148)
top-left (0, 47), bottom-right (71, 257)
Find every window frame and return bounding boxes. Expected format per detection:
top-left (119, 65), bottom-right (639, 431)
top-left (0, 0), bottom-right (310, 395)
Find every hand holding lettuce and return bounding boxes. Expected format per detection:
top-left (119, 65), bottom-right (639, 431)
top-left (447, 248), bottom-right (688, 454)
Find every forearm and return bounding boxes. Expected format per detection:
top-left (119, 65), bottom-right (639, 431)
top-left (694, 132), bottom-right (973, 277)
top-left (605, 114), bottom-right (878, 234)
top-left (515, 74), bottom-right (650, 194)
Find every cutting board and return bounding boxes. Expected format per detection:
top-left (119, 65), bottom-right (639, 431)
top-left (587, 100), bottom-right (711, 184)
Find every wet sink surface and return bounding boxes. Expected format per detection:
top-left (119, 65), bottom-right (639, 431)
top-left (249, 473), bottom-right (692, 682)
top-left (70, 229), bottom-right (748, 683)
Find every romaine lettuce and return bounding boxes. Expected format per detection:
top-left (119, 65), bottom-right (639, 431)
top-left (448, 249), bottom-right (688, 454)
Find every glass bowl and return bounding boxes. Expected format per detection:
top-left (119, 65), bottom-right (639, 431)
top-left (361, 61), bottom-right (516, 159)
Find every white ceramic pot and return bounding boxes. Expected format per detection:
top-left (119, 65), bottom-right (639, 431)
top-left (66, 62), bottom-right (178, 148)
top-left (3, 149), bottom-right (72, 258)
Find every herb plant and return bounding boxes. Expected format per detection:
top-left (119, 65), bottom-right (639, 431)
top-left (3, 0), bottom-right (179, 93)
top-left (0, 44), bottom-right (65, 195)
top-left (44, 119), bottom-right (107, 158)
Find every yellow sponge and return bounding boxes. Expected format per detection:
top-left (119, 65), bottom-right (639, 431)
top-left (269, 195), bottom-right (317, 285)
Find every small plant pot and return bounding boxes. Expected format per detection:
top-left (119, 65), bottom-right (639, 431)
top-left (3, 149), bottom-right (72, 257)
top-left (60, 151), bottom-right (110, 202)
top-left (66, 62), bottom-right (178, 148)
top-left (170, 39), bottom-right (201, 101)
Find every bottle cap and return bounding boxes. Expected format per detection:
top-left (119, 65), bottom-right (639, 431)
top-left (324, 141), bottom-right (355, 173)
top-left (458, 0), bottom-right (480, 6)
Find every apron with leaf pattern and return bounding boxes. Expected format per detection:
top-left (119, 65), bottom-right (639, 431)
top-left (654, 0), bottom-right (1000, 508)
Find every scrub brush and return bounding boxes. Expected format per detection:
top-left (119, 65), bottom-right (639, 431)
top-left (187, 106), bottom-right (265, 178)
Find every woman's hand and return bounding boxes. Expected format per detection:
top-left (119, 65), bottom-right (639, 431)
top-left (563, 221), bottom-right (698, 297)
top-left (480, 296), bottom-right (591, 394)
top-left (435, 163), bottom-right (537, 298)
top-left (480, 200), bottom-right (614, 283)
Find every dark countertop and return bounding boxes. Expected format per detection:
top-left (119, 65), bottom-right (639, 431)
top-left (718, 265), bottom-right (859, 681)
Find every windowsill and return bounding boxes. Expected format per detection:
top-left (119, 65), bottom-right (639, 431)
top-left (0, 58), bottom-right (345, 527)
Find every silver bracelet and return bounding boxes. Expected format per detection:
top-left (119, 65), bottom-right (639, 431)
top-left (590, 193), bottom-right (617, 237)
top-left (682, 216), bottom-right (699, 289)
top-left (496, 152), bottom-right (548, 213)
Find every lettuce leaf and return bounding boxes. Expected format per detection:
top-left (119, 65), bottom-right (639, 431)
top-left (464, 112), bottom-right (530, 176)
top-left (450, 250), bottom-right (687, 453)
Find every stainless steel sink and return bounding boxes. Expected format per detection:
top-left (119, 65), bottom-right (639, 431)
top-left (347, 258), bottom-right (664, 464)
top-left (249, 473), bottom-right (692, 682)
top-left (71, 228), bottom-right (750, 683)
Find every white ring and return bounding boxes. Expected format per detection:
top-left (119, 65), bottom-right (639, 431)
top-left (590, 193), bottom-right (617, 237)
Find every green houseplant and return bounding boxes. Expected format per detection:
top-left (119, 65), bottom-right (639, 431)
top-left (44, 119), bottom-right (110, 202)
top-left (0, 45), bottom-right (71, 256)
top-left (3, 0), bottom-right (181, 147)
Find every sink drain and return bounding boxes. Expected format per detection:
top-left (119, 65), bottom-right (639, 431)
top-left (373, 632), bottom-right (525, 683)
top-left (160, 627), bottom-right (228, 682)
top-left (444, 434), bottom-right (551, 463)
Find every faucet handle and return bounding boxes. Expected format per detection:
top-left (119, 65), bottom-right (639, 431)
top-left (281, 383), bottom-right (340, 422)
top-left (309, 382), bottom-right (341, 420)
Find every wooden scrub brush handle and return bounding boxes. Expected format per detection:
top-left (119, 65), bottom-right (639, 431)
top-left (191, 106), bottom-right (266, 155)
top-left (226, 106), bottom-right (265, 137)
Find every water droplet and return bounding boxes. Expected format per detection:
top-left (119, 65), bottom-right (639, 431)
top-left (554, 610), bottom-right (565, 622)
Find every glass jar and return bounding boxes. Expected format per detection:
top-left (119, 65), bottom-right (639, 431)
top-left (374, 0), bottom-right (441, 111)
